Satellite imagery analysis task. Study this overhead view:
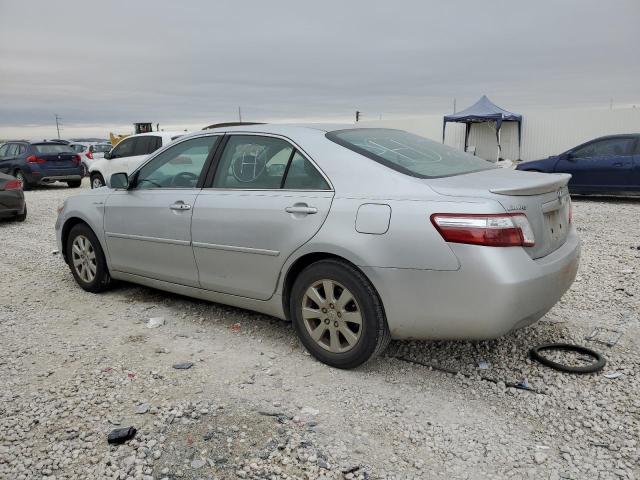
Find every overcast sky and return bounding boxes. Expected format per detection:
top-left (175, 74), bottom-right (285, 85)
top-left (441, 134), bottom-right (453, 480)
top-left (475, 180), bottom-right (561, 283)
top-left (1, 0), bottom-right (639, 138)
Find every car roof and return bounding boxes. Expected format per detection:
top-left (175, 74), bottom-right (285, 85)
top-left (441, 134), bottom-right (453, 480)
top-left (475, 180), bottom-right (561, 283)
top-left (130, 131), bottom-right (187, 138)
top-left (203, 123), bottom-right (353, 133)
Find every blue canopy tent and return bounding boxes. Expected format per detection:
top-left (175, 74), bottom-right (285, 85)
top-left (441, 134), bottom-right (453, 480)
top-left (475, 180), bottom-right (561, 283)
top-left (442, 95), bottom-right (522, 161)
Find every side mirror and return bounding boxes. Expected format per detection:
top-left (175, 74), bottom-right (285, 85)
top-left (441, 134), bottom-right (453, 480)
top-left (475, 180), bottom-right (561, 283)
top-left (110, 172), bottom-right (129, 189)
top-left (103, 151), bottom-right (112, 160)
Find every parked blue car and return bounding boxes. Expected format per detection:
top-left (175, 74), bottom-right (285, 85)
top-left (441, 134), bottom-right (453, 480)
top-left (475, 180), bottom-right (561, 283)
top-left (0, 141), bottom-right (83, 190)
top-left (516, 134), bottom-right (640, 196)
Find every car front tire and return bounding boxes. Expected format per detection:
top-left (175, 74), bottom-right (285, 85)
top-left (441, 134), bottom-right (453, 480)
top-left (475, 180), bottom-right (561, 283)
top-left (90, 173), bottom-right (105, 189)
top-left (290, 259), bottom-right (391, 369)
top-left (66, 223), bottom-right (112, 293)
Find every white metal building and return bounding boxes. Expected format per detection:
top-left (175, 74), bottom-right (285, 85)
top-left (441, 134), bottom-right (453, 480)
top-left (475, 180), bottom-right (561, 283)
top-left (360, 107), bottom-right (640, 162)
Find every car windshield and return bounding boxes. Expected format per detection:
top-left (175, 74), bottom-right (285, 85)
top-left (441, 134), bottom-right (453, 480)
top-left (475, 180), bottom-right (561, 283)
top-left (93, 144), bottom-right (112, 153)
top-left (33, 144), bottom-right (74, 154)
top-left (326, 128), bottom-right (496, 178)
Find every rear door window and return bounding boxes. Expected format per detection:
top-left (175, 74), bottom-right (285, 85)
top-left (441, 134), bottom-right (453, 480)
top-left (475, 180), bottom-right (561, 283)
top-left (149, 136), bottom-right (163, 153)
top-left (133, 136), bottom-right (153, 156)
top-left (212, 135), bottom-right (294, 189)
top-left (0, 144), bottom-right (8, 157)
top-left (283, 151), bottom-right (330, 190)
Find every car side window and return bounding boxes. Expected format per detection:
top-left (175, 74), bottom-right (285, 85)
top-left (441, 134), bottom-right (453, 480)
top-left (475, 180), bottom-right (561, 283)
top-left (573, 138), bottom-right (633, 159)
top-left (16, 144), bottom-right (26, 155)
top-left (592, 138), bottom-right (634, 156)
top-left (283, 151), bottom-right (330, 190)
top-left (133, 136), bottom-right (153, 156)
top-left (111, 138), bottom-right (136, 159)
top-left (213, 135), bottom-right (294, 189)
top-left (149, 136), bottom-right (163, 153)
top-left (571, 143), bottom-right (595, 159)
top-left (6, 144), bottom-right (18, 157)
top-left (0, 144), bottom-right (8, 157)
top-left (135, 136), bottom-right (220, 190)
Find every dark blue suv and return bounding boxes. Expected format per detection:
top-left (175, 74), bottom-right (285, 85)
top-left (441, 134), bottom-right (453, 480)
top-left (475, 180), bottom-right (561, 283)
top-left (516, 134), bottom-right (640, 196)
top-left (0, 141), bottom-right (83, 190)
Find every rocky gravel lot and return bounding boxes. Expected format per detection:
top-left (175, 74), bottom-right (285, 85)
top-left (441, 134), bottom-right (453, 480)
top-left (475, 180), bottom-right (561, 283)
top-left (1, 181), bottom-right (638, 480)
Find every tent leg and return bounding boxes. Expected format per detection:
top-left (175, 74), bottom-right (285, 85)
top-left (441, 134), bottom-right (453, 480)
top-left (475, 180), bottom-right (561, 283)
top-left (464, 123), bottom-right (470, 153)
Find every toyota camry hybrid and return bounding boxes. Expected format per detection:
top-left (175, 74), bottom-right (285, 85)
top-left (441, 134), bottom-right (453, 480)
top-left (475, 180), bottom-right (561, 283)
top-left (56, 125), bottom-right (580, 368)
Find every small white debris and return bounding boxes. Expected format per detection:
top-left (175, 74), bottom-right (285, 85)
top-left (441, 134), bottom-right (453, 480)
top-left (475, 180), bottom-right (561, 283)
top-left (147, 317), bottom-right (165, 328)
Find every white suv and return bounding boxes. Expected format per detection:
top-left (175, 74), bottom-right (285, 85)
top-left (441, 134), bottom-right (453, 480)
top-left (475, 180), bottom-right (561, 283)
top-left (89, 132), bottom-right (185, 188)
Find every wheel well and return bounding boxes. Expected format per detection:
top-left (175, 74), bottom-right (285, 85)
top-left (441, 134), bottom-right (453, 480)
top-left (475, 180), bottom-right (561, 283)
top-left (281, 252), bottom-right (376, 320)
top-left (60, 217), bottom-right (89, 262)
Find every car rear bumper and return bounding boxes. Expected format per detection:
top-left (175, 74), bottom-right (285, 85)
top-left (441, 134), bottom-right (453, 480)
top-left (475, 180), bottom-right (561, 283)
top-left (0, 190), bottom-right (26, 217)
top-left (26, 173), bottom-right (82, 184)
top-left (362, 227), bottom-right (580, 340)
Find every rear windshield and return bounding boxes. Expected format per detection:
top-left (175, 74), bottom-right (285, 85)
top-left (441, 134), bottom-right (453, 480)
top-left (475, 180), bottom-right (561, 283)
top-left (93, 144), bottom-right (112, 153)
top-left (326, 128), bottom-right (496, 178)
top-left (33, 144), bottom-right (74, 154)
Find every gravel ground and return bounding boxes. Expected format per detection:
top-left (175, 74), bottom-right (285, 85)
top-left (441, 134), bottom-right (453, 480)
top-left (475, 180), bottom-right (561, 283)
top-left (1, 180), bottom-right (638, 480)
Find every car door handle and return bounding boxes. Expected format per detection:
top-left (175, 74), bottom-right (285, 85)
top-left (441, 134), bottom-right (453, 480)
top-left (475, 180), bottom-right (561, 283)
top-left (285, 205), bottom-right (318, 215)
top-left (170, 202), bottom-right (191, 211)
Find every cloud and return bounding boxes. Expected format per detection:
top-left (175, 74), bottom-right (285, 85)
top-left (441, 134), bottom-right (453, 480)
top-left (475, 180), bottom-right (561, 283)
top-left (1, 0), bottom-right (638, 138)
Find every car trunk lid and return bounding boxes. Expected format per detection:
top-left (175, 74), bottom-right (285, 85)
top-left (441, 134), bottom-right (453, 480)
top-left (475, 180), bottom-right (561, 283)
top-left (428, 169), bottom-right (572, 259)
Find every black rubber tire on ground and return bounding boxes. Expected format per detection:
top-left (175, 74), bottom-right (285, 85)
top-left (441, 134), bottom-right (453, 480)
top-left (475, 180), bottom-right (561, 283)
top-left (14, 170), bottom-right (31, 191)
top-left (90, 173), bottom-right (105, 189)
top-left (530, 343), bottom-right (606, 374)
top-left (67, 180), bottom-right (82, 188)
top-left (81, 163), bottom-right (88, 177)
top-left (290, 259), bottom-right (391, 369)
top-left (66, 223), bottom-right (112, 293)
top-left (15, 204), bottom-right (27, 222)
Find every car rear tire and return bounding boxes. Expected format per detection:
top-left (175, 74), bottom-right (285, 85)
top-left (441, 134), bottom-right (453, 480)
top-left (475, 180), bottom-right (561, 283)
top-left (81, 163), bottom-right (88, 177)
top-left (15, 204), bottom-right (27, 222)
top-left (290, 259), bottom-right (391, 369)
top-left (66, 223), bottom-right (112, 293)
top-left (90, 173), bottom-right (105, 189)
top-left (14, 170), bottom-right (31, 191)
top-left (67, 180), bottom-right (82, 188)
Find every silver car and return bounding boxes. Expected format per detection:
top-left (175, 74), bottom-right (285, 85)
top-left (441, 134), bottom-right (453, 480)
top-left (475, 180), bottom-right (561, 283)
top-left (56, 125), bottom-right (580, 368)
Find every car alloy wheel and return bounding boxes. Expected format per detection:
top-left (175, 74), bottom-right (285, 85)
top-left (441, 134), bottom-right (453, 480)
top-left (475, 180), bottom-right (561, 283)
top-left (92, 176), bottom-right (104, 189)
top-left (301, 279), bottom-right (362, 353)
top-left (71, 235), bottom-right (97, 283)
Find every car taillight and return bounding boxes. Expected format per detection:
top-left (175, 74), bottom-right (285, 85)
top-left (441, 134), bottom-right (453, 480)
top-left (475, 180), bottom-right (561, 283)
top-left (4, 179), bottom-right (23, 190)
top-left (73, 154), bottom-right (81, 165)
top-left (431, 213), bottom-right (535, 247)
top-left (26, 155), bottom-right (46, 164)
top-left (86, 151), bottom-right (94, 160)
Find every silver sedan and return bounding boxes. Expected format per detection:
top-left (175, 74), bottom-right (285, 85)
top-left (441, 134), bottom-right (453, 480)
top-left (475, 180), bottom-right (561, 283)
top-left (56, 125), bottom-right (580, 368)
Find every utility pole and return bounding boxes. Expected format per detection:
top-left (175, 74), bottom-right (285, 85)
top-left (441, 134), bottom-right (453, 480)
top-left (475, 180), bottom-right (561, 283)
top-left (355, 111), bottom-right (361, 122)
top-left (238, 106), bottom-right (242, 122)
top-left (55, 114), bottom-right (62, 139)
top-left (453, 98), bottom-right (457, 113)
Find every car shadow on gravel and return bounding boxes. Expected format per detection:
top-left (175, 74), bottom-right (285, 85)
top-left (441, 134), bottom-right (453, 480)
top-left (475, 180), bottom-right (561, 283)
top-left (571, 195), bottom-right (640, 204)
top-left (108, 279), bottom-right (596, 390)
